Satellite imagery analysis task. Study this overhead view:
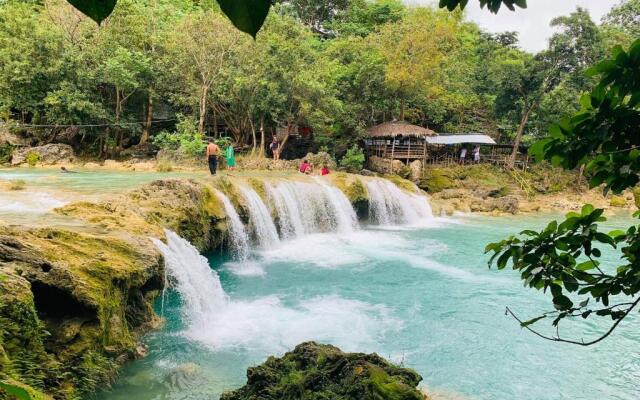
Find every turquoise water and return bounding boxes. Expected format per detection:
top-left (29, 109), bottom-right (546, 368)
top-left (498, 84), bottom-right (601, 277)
top-left (0, 168), bottom-right (205, 194)
top-left (95, 213), bottom-right (639, 400)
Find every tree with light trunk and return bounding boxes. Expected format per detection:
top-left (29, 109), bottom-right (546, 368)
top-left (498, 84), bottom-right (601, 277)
top-left (166, 10), bottom-right (241, 134)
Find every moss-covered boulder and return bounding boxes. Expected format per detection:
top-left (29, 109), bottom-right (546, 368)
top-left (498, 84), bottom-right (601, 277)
top-left (417, 169), bottom-right (455, 194)
top-left (0, 227), bottom-right (163, 398)
top-left (220, 342), bottom-right (424, 400)
top-left (57, 179), bottom-right (227, 252)
top-left (330, 173), bottom-right (369, 218)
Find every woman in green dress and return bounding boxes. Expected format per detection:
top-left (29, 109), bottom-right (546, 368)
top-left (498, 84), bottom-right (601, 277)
top-left (225, 144), bottom-right (236, 171)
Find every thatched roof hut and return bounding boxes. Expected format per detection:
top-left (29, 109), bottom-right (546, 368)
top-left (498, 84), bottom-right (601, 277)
top-left (365, 121), bottom-right (436, 138)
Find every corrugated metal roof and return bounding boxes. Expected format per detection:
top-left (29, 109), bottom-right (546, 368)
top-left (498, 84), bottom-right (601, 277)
top-left (425, 134), bottom-right (497, 145)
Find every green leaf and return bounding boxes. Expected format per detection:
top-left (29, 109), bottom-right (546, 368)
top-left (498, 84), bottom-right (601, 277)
top-left (217, 0), bottom-right (271, 38)
top-left (66, 0), bottom-right (117, 24)
top-left (0, 382), bottom-right (32, 400)
top-left (520, 315), bottom-right (545, 327)
top-left (552, 295), bottom-right (573, 311)
top-left (576, 260), bottom-right (598, 271)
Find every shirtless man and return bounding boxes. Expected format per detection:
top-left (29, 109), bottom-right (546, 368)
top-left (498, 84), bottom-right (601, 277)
top-left (206, 139), bottom-right (220, 175)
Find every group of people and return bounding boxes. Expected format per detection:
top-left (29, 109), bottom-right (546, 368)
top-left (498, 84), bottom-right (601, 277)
top-left (459, 145), bottom-right (481, 164)
top-left (206, 139), bottom-right (236, 175)
top-left (205, 136), bottom-right (330, 176)
top-left (298, 159), bottom-right (330, 176)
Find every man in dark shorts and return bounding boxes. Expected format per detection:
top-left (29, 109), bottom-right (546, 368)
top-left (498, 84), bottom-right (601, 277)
top-left (206, 139), bottom-right (220, 175)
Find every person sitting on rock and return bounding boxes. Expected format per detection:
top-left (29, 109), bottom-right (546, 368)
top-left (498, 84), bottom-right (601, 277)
top-left (299, 160), bottom-right (312, 174)
top-left (320, 163), bottom-right (330, 176)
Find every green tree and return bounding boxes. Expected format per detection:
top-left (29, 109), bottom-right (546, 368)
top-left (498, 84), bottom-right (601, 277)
top-left (602, 0), bottom-right (640, 47)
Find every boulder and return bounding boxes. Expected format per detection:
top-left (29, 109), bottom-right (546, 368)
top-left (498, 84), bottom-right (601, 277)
top-left (11, 144), bottom-right (75, 166)
top-left (409, 160), bottom-right (423, 181)
top-left (220, 342), bottom-right (424, 400)
top-left (367, 155), bottom-right (404, 175)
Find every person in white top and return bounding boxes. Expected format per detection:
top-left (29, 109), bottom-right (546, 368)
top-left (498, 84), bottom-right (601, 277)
top-left (472, 145), bottom-right (480, 163)
top-left (459, 147), bottom-right (467, 164)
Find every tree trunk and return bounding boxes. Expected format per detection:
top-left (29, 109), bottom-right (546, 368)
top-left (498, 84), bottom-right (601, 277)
top-left (115, 89), bottom-right (123, 153)
top-left (259, 117), bottom-right (266, 157)
top-left (508, 103), bottom-right (536, 169)
top-left (249, 114), bottom-right (257, 155)
top-left (399, 98), bottom-right (405, 121)
top-left (140, 94), bottom-right (153, 144)
top-left (198, 85), bottom-right (209, 134)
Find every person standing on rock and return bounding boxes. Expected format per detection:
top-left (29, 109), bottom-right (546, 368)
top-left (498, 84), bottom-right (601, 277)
top-left (225, 143), bottom-right (236, 171)
top-left (206, 139), bottom-right (220, 175)
top-left (270, 135), bottom-right (280, 161)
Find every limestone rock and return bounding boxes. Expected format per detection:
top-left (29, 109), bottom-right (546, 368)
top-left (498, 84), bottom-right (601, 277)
top-left (11, 144), bottom-right (75, 166)
top-left (409, 160), bottom-right (423, 181)
top-left (367, 155), bottom-right (404, 175)
top-left (220, 342), bottom-right (424, 400)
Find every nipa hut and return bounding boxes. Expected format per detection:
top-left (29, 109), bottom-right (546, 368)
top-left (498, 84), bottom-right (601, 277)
top-left (364, 121), bottom-right (436, 165)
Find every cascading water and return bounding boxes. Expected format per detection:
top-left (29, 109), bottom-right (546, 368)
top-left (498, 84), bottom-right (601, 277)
top-left (266, 180), bottom-right (358, 237)
top-left (238, 186), bottom-right (280, 248)
top-left (214, 190), bottom-right (250, 260)
top-left (151, 230), bottom-right (228, 330)
top-left (366, 179), bottom-right (433, 225)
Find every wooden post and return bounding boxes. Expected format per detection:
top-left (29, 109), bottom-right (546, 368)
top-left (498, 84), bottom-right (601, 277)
top-left (390, 136), bottom-right (396, 173)
top-left (422, 138), bottom-right (427, 166)
top-left (407, 138), bottom-right (411, 166)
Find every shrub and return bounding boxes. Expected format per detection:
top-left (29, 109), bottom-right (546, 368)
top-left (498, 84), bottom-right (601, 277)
top-left (153, 115), bottom-right (205, 156)
top-left (339, 145), bottom-right (364, 173)
top-left (26, 152), bottom-right (40, 167)
top-left (156, 160), bottom-right (173, 172)
top-left (0, 143), bottom-right (14, 164)
top-left (9, 179), bottom-right (26, 191)
top-left (634, 187), bottom-right (640, 209)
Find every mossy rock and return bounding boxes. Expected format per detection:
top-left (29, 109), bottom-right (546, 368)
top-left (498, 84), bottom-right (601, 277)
top-left (330, 173), bottom-right (369, 218)
top-left (610, 195), bottom-right (627, 208)
top-left (220, 342), bottom-right (423, 400)
top-left (418, 169), bottom-right (455, 193)
top-left (385, 175), bottom-right (418, 193)
top-left (0, 228), bottom-right (163, 398)
top-left (633, 187), bottom-right (640, 209)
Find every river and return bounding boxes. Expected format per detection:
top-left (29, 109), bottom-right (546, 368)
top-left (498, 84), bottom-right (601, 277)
top-left (1, 168), bottom-right (638, 400)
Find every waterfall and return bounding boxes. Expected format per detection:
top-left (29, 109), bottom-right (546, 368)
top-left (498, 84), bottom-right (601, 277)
top-left (151, 230), bottom-right (228, 329)
top-left (266, 180), bottom-right (358, 237)
top-left (238, 186), bottom-right (280, 248)
top-left (214, 190), bottom-right (250, 260)
top-left (366, 179), bottom-right (433, 225)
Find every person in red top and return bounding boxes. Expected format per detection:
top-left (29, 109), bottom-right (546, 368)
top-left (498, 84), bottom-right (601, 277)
top-left (320, 163), bottom-right (330, 176)
top-left (299, 160), bottom-right (312, 174)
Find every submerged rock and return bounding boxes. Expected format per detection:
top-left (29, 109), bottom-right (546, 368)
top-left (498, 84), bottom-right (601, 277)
top-left (220, 342), bottom-right (425, 400)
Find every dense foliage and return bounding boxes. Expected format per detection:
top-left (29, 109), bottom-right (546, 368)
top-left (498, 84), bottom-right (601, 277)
top-left (487, 39), bottom-right (640, 345)
top-left (0, 0), bottom-right (634, 160)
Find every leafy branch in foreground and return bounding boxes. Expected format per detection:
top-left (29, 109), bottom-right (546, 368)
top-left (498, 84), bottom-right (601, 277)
top-left (439, 0), bottom-right (526, 13)
top-left (486, 205), bottom-right (640, 345)
top-left (65, 0), bottom-right (525, 35)
top-left (487, 38), bottom-right (640, 344)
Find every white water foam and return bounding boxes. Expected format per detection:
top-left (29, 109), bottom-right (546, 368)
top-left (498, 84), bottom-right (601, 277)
top-left (0, 191), bottom-right (67, 214)
top-left (266, 179), bottom-right (358, 238)
top-left (366, 179), bottom-right (434, 226)
top-left (238, 186), bottom-right (280, 248)
top-left (153, 231), bottom-right (399, 353)
top-left (214, 190), bottom-right (250, 260)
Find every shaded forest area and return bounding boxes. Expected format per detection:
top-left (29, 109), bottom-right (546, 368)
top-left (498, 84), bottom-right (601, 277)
top-left (0, 0), bottom-right (638, 160)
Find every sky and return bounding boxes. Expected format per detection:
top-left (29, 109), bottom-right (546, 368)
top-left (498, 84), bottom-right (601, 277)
top-left (407, 0), bottom-right (620, 52)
